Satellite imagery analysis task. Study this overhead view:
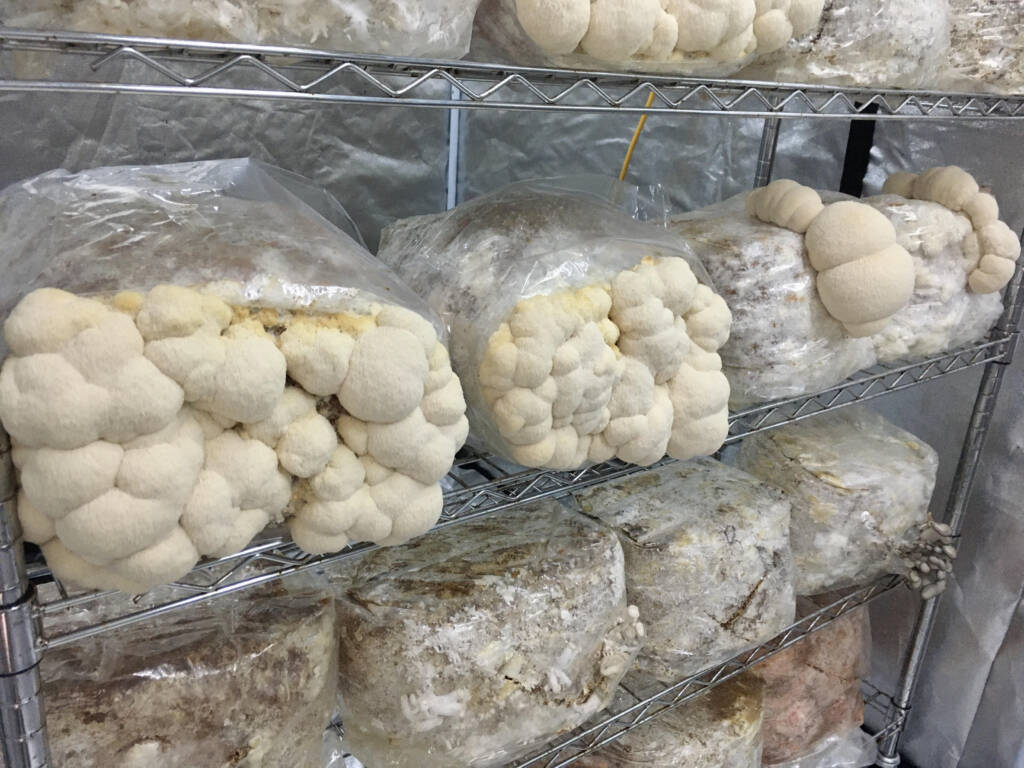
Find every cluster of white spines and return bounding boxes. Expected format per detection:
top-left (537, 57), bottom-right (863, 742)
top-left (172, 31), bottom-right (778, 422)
top-left (479, 256), bottom-right (731, 470)
top-left (0, 285), bottom-right (467, 592)
top-left (747, 180), bottom-right (917, 337)
top-left (290, 313), bottom-right (469, 554)
top-left (883, 166), bottom-right (1020, 295)
top-left (514, 0), bottom-right (823, 63)
top-left (745, 179), bottom-right (823, 233)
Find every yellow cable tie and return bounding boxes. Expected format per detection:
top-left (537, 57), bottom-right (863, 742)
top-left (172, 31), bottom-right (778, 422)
top-left (619, 91), bottom-right (657, 181)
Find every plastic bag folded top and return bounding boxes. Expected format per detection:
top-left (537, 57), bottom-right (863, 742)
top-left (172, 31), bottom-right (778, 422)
top-left (472, 0), bottom-right (825, 78)
top-left (574, 674), bottom-right (765, 768)
top-left (736, 407), bottom-right (938, 595)
top-left (378, 177), bottom-right (733, 471)
top-left (738, 0), bottom-right (950, 89)
top-left (37, 580), bottom-right (336, 768)
top-left (0, 0), bottom-right (485, 59)
top-left (756, 600), bottom-right (871, 766)
top-left (574, 457), bottom-right (794, 682)
top-left (333, 499), bottom-right (644, 768)
top-left (0, 159), bottom-right (469, 594)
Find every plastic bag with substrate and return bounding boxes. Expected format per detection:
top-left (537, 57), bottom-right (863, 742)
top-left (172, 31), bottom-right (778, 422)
top-left (35, 581), bottom-right (336, 768)
top-left (767, 728), bottom-right (878, 768)
top-left (943, 0), bottom-right (1024, 95)
top-left (377, 177), bottom-right (733, 471)
top-left (864, 194), bottom-right (1003, 365)
top-left (670, 190), bottom-right (1001, 407)
top-left (756, 601), bottom-right (871, 766)
top-left (332, 499), bottom-right (644, 768)
top-left (0, 158), bottom-right (426, 321)
top-left (0, 0), bottom-right (484, 59)
top-left (0, 158), bottom-right (468, 594)
top-left (472, 0), bottom-right (825, 78)
top-left (670, 194), bottom-right (876, 408)
top-left (573, 674), bottom-right (765, 768)
top-left (736, 407), bottom-right (938, 595)
top-left (738, 0), bottom-right (950, 89)
top-left (573, 457), bottom-right (795, 682)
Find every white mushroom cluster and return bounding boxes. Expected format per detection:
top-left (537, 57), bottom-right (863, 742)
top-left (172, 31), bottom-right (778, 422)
top-left (902, 519), bottom-right (957, 599)
top-left (0, 285), bottom-right (467, 592)
top-left (507, 0), bottom-right (824, 65)
top-left (479, 256), bottom-right (732, 469)
top-left (883, 166), bottom-right (1021, 295)
top-left (747, 180), bottom-right (916, 337)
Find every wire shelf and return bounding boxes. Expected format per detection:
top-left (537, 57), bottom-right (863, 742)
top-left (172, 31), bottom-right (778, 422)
top-left (28, 334), bottom-right (1007, 647)
top-left (863, 680), bottom-right (906, 743)
top-left (511, 576), bottom-right (901, 768)
top-left (726, 334), bottom-right (1012, 440)
top-left (3, 28), bottom-right (1024, 120)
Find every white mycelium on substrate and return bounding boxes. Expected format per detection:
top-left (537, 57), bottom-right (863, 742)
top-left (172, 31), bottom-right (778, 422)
top-left (883, 166), bottom-right (1021, 295)
top-left (0, 285), bottom-right (467, 592)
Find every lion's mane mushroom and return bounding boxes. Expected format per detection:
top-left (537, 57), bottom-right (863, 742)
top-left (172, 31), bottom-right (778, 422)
top-left (581, 0), bottom-right (673, 62)
top-left (476, 256), bottom-right (731, 470)
top-left (0, 283), bottom-right (469, 593)
top-left (883, 166), bottom-right (1020, 294)
top-left (747, 180), bottom-right (916, 337)
top-left (514, 0), bottom-right (591, 55)
top-left (510, 0), bottom-right (823, 64)
top-left (138, 285), bottom-right (287, 424)
top-left (284, 306), bottom-right (468, 555)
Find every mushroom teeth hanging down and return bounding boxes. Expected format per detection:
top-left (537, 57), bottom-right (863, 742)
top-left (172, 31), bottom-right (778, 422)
top-left (0, 285), bottom-right (469, 593)
top-left (477, 256), bottom-right (732, 470)
top-left (746, 180), bottom-right (916, 337)
top-left (883, 166), bottom-right (1021, 295)
top-left (512, 0), bottom-right (824, 64)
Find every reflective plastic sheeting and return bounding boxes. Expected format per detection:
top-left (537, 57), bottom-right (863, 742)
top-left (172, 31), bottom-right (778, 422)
top-left (458, 103), bottom-right (851, 213)
top-left (0, 54), bottom-right (450, 251)
top-left (864, 121), bottom-right (1024, 768)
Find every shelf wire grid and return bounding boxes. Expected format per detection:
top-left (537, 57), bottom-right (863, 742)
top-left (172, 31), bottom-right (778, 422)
top-left (510, 576), bottom-right (901, 768)
top-left (27, 334), bottom-right (1009, 648)
top-left (3, 29), bottom-right (1024, 119)
top-left (863, 680), bottom-right (906, 743)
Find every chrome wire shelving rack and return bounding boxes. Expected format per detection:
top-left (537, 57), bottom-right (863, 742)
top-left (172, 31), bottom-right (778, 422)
top-left (2, 24), bottom-right (1024, 768)
top-left (3, 28), bottom-right (1024, 119)
top-left (23, 332), bottom-right (1010, 649)
top-left (513, 577), bottom-right (901, 768)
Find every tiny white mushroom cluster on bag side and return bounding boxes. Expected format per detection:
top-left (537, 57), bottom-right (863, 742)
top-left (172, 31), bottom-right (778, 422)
top-left (512, 0), bottom-right (824, 64)
top-left (747, 180), bottom-right (917, 337)
top-left (478, 256), bottom-right (732, 469)
top-left (883, 166), bottom-right (1021, 295)
top-left (0, 285), bottom-right (468, 593)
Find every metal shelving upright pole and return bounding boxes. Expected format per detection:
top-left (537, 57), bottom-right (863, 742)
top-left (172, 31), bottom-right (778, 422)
top-left (753, 118), bottom-right (781, 187)
top-left (0, 438), bottom-right (49, 768)
top-left (877, 258), bottom-right (1024, 767)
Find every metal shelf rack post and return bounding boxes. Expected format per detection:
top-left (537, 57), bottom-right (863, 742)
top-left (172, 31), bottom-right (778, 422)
top-left (877, 258), bottom-right (1024, 766)
top-left (0, 441), bottom-right (48, 765)
top-left (1, 28), bottom-right (1022, 768)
